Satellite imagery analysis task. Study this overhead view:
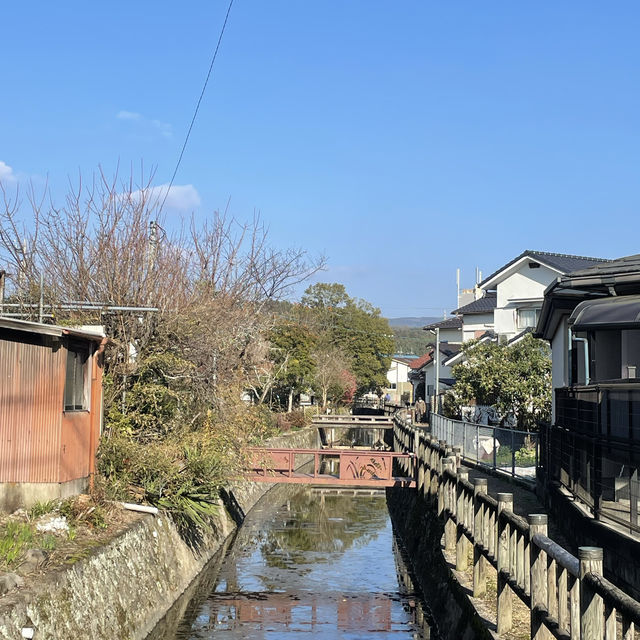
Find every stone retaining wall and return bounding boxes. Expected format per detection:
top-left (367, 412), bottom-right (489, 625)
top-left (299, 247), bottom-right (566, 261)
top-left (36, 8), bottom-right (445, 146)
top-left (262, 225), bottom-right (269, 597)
top-left (0, 427), bottom-right (318, 640)
top-left (387, 486), bottom-right (494, 640)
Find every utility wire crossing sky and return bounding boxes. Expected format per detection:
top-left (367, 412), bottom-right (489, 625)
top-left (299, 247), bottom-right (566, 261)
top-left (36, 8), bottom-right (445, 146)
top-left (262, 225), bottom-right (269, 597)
top-left (0, 1), bottom-right (638, 317)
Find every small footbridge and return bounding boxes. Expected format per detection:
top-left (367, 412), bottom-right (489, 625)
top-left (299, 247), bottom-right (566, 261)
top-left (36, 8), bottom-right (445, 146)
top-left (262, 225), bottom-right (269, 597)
top-left (245, 414), bottom-right (416, 488)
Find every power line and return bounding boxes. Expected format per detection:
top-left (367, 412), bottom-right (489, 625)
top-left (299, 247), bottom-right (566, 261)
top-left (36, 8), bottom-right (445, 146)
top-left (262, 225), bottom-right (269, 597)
top-left (159, 0), bottom-right (235, 216)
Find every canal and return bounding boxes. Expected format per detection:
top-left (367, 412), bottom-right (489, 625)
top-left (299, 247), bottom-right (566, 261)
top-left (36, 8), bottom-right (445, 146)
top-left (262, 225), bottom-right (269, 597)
top-left (152, 486), bottom-right (439, 639)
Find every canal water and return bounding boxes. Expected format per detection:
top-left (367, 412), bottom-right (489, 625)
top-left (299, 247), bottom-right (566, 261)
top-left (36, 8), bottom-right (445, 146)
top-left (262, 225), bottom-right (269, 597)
top-left (157, 486), bottom-right (438, 639)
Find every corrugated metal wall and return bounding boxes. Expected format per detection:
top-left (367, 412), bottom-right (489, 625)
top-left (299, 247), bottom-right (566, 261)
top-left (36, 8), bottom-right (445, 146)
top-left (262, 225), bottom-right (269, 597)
top-left (0, 332), bottom-right (65, 482)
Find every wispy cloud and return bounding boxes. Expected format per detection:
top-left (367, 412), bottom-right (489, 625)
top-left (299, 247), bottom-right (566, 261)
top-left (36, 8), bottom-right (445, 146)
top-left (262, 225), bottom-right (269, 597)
top-left (0, 161), bottom-right (17, 184)
top-left (130, 184), bottom-right (201, 212)
top-left (117, 110), bottom-right (142, 121)
top-left (116, 110), bottom-right (173, 138)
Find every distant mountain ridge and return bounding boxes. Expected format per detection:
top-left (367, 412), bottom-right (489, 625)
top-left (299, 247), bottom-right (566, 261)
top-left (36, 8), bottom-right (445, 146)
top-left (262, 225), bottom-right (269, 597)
top-left (387, 316), bottom-right (440, 328)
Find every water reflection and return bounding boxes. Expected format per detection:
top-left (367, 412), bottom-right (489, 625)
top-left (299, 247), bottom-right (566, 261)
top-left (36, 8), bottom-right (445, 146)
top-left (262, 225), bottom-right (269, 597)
top-left (171, 488), bottom-right (437, 639)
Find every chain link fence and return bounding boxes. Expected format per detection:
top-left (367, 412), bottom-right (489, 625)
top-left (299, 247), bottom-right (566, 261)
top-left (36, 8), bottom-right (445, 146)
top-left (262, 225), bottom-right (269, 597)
top-left (430, 412), bottom-right (538, 482)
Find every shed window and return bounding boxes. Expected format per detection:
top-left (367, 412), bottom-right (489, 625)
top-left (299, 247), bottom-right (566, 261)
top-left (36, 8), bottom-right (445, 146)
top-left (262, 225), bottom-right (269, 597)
top-left (64, 344), bottom-right (90, 411)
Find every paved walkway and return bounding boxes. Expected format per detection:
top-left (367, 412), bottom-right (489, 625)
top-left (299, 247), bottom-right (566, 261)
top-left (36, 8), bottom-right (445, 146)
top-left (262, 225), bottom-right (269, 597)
top-left (460, 463), bottom-right (575, 553)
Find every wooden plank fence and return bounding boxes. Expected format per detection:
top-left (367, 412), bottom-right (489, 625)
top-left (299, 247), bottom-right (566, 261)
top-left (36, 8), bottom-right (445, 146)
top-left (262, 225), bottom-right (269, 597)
top-left (393, 416), bottom-right (640, 640)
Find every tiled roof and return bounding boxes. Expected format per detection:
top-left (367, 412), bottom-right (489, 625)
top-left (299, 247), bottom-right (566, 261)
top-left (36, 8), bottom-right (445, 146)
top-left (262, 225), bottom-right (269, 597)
top-left (423, 316), bottom-right (463, 331)
top-left (408, 343), bottom-right (461, 371)
top-left (394, 356), bottom-right (418, 365)
top-left (452, 293), bottom-right (497, 315)
top-left (408, 352), bottom-right (432, 370)
top-left (480, 251), bottom-right (611, 288)
top-left (561, 253), bottom-right (640, 280)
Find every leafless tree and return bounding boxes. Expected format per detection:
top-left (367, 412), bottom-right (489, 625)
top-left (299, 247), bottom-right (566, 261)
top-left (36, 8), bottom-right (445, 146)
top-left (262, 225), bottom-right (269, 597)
top-left (0, 166), bottom-right (325, 420)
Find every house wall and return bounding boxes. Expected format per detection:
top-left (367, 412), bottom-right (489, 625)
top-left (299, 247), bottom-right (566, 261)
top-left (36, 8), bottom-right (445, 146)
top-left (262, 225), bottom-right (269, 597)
top-left (384, 360), bottom-right (414, 403)
top-left (438, 328), bottom-right (462, 344)
top-left (386, 360), bottom-right (410, 386)
top-left (494, 263), bottom-right (558, 339)
top-left (424, 361), bottom-right (453, 395)
top-left (461, 312), bottom-right (494, 342)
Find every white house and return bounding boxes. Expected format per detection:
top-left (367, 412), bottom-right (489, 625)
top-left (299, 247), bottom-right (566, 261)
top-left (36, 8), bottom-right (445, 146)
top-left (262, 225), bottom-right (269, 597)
top-left (452, 293), bottom-right (496, 342)
top-left (384, 356), bottom-right (416, 404)
top-left (423, 316), bottom-right (463, 345)
top-left (477, 251), bottom-right (610, 343)
top-left (437, 252), bottom-right (610, 413)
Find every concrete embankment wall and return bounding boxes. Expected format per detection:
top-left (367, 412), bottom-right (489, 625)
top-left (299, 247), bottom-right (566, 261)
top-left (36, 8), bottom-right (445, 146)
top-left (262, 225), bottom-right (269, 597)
top-left (387, 487), bottom-right (493, 640)
top-left (0, 427), bottom-right (317, 640)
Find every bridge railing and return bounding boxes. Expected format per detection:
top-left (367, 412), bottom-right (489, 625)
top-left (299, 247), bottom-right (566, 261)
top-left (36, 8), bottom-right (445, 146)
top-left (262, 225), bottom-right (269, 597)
top-left (430, 412), bottom-right (538, 484)
top-left (392, 414), bottom-right (640, 639)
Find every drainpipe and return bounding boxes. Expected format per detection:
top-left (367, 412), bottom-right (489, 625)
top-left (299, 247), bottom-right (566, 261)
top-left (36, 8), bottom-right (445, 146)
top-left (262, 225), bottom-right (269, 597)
top-left (88, 337), bottom-right (109, 491)
top-left (572, 336), bottom-right (590, 385)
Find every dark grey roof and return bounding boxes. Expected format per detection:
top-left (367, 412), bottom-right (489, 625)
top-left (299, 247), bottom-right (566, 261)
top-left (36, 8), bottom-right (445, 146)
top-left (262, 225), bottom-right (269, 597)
top-left (479, 250), bottom-right (612, 288)
top-left (452, 293), bottom-right (497, 315)
top-left (423, 316), bottom-right (463, 331)
top-left (561, 254), bottom-right (640, 280)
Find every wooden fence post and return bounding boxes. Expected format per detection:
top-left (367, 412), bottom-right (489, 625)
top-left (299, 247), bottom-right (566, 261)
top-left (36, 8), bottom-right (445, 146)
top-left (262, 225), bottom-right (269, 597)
top-left (443, 457), bottom-right (457, 551)
top-left (579, 547), bottom-right (603, 640)
top-left (417, 438), bottom-right (425, 495)
top-left (497, 492), bottom-right (514, 635)
top-left (453, 445), bottom-right (462, 469)
top-left (432, 447), bottom-right (440, 502)
top-left (423, 436), bottom-right (432, 500)
top-left (529, 514), bottom-right (548, 640)
top-left (473, 478), bottom-right (488, 597)
top-left (456, 469), bottom-right (470, 571)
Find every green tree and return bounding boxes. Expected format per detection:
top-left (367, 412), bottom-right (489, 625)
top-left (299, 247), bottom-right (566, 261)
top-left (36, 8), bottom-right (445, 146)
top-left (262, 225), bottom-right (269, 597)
top-left (301, 283), bottom-right (393, 393)
top-left (269, 321), bottom-right (317, 411)
top-left (450, 334), bottom-right (551, 429)
top-left (301, 282), bottom-right (350, 310)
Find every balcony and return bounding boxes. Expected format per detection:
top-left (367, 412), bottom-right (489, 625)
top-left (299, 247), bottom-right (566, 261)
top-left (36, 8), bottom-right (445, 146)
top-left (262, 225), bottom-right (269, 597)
top-left (555, 383), bottom-right (640, 444)
top-left (549, 383), bottom-right (640, 533)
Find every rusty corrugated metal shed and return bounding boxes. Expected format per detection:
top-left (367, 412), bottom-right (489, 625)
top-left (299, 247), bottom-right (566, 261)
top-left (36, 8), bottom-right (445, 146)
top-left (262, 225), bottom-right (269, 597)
top-left (0, 320), bottom-right (104, 485)
top-left (0, 330), bottom-right (64, 482)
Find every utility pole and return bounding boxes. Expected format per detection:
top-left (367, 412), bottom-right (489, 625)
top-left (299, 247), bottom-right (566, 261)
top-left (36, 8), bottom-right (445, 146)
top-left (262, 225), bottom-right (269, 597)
top-left (38, 272), bottom-right (44, 323)
top-left (148, 220), bottom-right (158, 271)
top-left (0, 270), bottom-right (5, 317)
top-left (434, 326), bottom-right (440, 412)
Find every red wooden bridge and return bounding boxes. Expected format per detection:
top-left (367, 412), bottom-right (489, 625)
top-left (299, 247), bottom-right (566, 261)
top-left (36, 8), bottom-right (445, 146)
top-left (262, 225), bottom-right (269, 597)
top-left (246, 447), bottom-right (415, 488)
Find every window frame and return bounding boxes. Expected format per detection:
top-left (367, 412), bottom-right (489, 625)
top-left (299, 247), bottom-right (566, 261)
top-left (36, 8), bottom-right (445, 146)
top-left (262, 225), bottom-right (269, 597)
top-left (516, 307), bottom-right (540, 330)
top-left (64, 340), bottom-right (91, 412)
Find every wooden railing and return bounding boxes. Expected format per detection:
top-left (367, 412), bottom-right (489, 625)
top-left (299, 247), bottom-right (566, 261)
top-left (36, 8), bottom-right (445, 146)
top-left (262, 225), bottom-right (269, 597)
top-left (393, 415), bottom-right (640, 639)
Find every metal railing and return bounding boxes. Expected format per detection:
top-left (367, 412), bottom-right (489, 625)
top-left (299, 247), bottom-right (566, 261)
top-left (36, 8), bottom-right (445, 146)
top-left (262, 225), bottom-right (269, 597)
top-left (549, 385), bottom-right (640, 534)
top-left (430, 412), bottom-right (538, 483)
top-left (393, 415), bottom-right (640, 639)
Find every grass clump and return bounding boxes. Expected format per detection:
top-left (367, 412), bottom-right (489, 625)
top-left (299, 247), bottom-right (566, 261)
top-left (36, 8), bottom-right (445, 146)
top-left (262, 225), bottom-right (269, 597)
top-left (0, 522), bottom-right (34, 566)
top-left (28, 500), bottom-right (59, 520)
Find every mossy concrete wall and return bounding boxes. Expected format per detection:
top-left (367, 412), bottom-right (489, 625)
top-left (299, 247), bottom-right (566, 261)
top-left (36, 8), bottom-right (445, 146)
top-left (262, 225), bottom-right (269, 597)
top-left (0, 427), bottom-right (317, 640)
top-left (387, 487), bottom-right (493, 640)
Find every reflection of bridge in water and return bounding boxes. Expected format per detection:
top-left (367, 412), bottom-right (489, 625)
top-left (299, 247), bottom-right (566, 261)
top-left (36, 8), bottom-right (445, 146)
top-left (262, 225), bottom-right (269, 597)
top-left (246, 415), bottom-right (416, 488)
top-left (204, 591), bottom-right (396, 632)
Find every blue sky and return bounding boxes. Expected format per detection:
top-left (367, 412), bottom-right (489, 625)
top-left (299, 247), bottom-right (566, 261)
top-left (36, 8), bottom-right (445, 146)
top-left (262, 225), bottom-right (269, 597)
top-left (1, 2), bottom-right (639, 317)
